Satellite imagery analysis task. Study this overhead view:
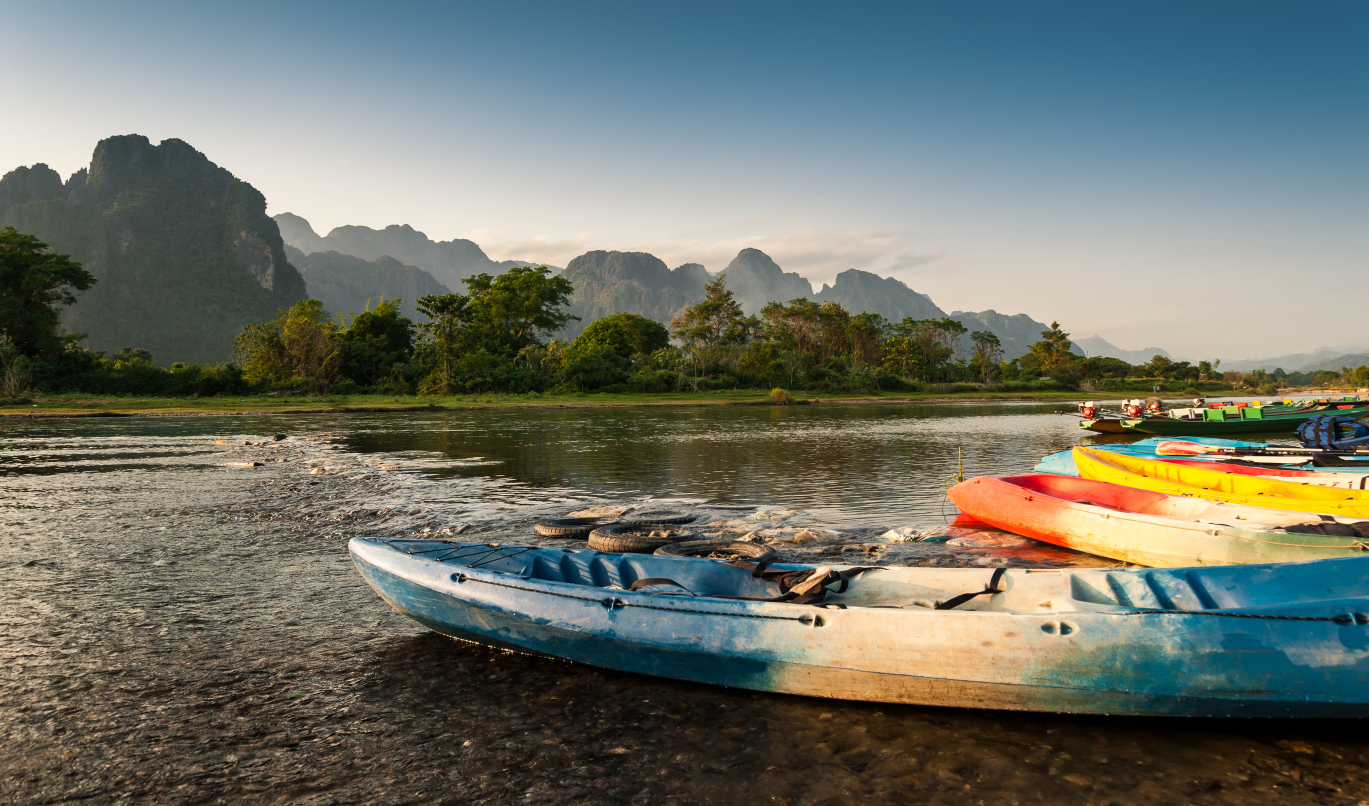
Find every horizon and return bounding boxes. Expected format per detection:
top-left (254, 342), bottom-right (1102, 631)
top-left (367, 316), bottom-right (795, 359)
top-left (3, 0), bottom-right (1365, 360)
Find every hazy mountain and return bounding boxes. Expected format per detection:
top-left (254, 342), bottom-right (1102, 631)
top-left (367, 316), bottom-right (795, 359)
top-left (720, 248), bottom-right (815, 315)
top-left (273, 214), bottom-right (559, 292)
top-left (559, 251), bottom-right (708, 337)
top-left (0, 136), bottom-right (306, 364)
top-left (1219, 346), bottom-right (1369, 373)
top-left (1297, 353), bottom-right (1369, 373)
top-left (1073, 335), bottom-right (1171, 365)
top-left (948, 310), bottom-right (1080, 361)
top-left (283, 246), bottom-right (449, 322)
top-left (813, 269), bottom-right (945, 322)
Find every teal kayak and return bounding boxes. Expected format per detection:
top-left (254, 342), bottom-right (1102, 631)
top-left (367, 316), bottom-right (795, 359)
top-left (351, 536), bottom-right (1369, 717)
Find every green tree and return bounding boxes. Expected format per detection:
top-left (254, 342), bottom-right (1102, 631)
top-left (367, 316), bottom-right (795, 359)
top-left (882, 336), bottom-right (922, 379)
top-left (1025, 321), bottom-right (1075, 374)
top-left (969, 331), bottom-right (1002, 383)
top-left (578, 312), bottom-right (670, 359)
top-left (415, 266), bottom-right (575, 393)
top-left (233, 299), bottom-right (344, 392)
top-left (340, 298), bottom-right (416, 387)
top-left (0, 227), bottom-right (97, 358)
top-left (1142, 354), bottom-right (1173, 377)
top-left (671, 274), bottom-right (752, 348)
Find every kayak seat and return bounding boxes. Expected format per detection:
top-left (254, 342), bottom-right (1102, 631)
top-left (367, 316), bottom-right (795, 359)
top-left (521, 550), bottom-right (781, 599)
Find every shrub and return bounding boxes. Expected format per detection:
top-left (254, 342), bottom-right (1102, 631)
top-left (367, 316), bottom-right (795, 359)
top-left (628, 370), bottom-right (679, 393)
top-left (770, 387), bottom-right (793, 405)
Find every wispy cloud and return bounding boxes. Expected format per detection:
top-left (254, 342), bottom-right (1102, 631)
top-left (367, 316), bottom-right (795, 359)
top-left (888, 250), bottom-right (947, 274)
top-left (465, 226), bottom-right (945, 289)
top-left (461, 228), bottom-right (597, 267)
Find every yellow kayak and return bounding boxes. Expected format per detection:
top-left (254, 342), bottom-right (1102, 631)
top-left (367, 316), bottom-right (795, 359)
top-left (1072, 447), bottom-right (1369, 518)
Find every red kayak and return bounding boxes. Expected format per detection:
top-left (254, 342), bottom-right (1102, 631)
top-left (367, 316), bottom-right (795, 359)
top-left (947, 473), bottom-right (1369, 566)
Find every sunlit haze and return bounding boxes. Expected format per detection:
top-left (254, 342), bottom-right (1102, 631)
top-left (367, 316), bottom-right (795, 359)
top-left (3, 0), bottom-right (1365, 359)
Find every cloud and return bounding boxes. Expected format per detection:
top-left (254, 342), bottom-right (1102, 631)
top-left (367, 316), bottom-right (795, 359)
top-left (888, 249), bottom-right (947, 273)
top-left (460, 229), bottom-right (597, 267)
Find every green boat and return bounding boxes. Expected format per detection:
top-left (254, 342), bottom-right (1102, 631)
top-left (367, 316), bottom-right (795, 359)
top-left (1122, 404), bottom-right (1369, 436)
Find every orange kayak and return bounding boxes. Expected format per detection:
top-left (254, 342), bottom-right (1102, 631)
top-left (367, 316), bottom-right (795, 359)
top-left (948, 473), bottom-right (1369, 566)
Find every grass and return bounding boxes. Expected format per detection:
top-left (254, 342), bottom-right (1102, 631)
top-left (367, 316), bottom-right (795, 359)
top-left (0, 388), bottom-right (1093, 418)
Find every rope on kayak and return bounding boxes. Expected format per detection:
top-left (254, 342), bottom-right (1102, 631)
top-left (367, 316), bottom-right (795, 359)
top-left (378, 540), bottom-right (538, 568)
top-left (452, 573), bottom-right (815, 622)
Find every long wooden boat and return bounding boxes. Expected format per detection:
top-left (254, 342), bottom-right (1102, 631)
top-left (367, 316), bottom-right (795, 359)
top-left (351, 537), bottom-right (1369, 717)
top-left (1121, 405), bottom-right (1369, 436)
top-left (1073, 447), bottom-right (1369, 517)
top-left (1079, 417), bottom-right (1129, 434)
top-left (949, 473), bottom-right (1369, 567)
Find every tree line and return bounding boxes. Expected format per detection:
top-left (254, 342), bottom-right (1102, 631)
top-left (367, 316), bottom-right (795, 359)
top-left (3, 226), bottom-right (1365, 399)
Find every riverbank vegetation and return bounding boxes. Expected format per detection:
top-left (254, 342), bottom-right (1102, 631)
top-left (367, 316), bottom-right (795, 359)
top-left (3, 229), bottom-right (1366, 406)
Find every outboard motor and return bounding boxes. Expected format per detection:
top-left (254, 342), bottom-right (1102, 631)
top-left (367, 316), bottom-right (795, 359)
top-left (1124, 399), bottom-right (1143, 418)
top-left (1078, 401), bottom-right (1098, 419)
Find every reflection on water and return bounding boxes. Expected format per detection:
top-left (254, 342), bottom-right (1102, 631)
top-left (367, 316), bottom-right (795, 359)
top-left (2, 404), bottom-right (1366, 805)
top-left (342, 402), bottom-right (1086, 527)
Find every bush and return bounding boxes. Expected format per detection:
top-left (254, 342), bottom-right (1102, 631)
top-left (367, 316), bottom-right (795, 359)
top-left (770, 387), bottom-right (793, 405)
top-left (628, 370), bottom-right (680, 393)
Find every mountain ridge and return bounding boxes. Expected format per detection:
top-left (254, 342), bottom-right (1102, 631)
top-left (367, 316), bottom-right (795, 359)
top-left (1, 136), bottom-right (306, 364)
top-left (273, 214), bottom-right (560, 292)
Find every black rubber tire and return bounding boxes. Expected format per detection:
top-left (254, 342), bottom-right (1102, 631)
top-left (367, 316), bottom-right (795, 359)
top-left (624, 509), bottom-right (698, 526)
top-left (653, 540), bottom-right (776, 563)
top-left (533, 517), bottom-right (619, 538)
top-left (588, 522), bottom-right (695, 554)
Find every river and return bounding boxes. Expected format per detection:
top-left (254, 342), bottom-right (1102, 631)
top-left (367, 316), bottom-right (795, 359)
top-left (2, 402), bottom-right (1364, 804)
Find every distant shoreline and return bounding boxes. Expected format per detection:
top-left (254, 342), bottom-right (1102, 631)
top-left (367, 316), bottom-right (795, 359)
top-left (1, 390), bottom-right (1088, 418)
top-left (4, 388), bottom-right (1360, 419)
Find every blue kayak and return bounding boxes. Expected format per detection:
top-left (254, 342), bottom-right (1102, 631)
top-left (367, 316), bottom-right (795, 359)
top-left (351, 536), bottom-right (1369, 717)
top-left (1036, 436), bottom-right (1369, 476)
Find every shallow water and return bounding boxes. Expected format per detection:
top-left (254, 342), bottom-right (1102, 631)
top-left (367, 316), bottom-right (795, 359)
top-left (2, 403), bottom-right (1366, 805)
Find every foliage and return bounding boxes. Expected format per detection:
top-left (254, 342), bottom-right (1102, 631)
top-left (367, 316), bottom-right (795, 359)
top-left (1025, 321), bottom-right (1074, 374)
top-left (339, 299), bottom-right (416, 388)
top-left (969, 330), bottom-right (1002, 383)
top-left (770, 387), bottom-right (793, 405)
top-left (671, 275), bottom-right (753, 348)
top-left (578, 312), bottom-right (670, 358)
top-left (416, 266), bottom-right (575, 393)
top-left (0, 227), bottom-right (97, 358)
top-left (234, 299), bottom-right (344, 393)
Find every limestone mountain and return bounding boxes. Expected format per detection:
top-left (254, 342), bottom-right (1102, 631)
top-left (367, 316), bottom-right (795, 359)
top-left (812, 269), bottom-right (945, 323)
top-left (559, 251), bottom-right (708, 337)
top-left (720, 248), bottom-right (815, 315)
top-left (0, 136), bottom-right (307, 364)
top-left (949, 310), bottom-right (1083, 361)
top-left (273, 214), bottom-right (559, 292)
top-left (283, 246), bottom-right (450, 323)
top-left (1073, 335), bottom-right (1171, 365)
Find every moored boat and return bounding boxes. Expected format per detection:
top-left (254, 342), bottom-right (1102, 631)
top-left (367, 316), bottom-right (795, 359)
top-left (949, 473), bottom-right (1369, 567)
top-left (1073, 447), bottom-right (1369, 517)
top-left (1120, 404), bottom-right (1369, 436)
top-left (351, 536), bottom-right (1369, 717)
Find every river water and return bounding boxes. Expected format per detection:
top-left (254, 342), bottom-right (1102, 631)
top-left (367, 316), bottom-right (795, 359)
top-left (2, 402), bottom-right (1365, 805)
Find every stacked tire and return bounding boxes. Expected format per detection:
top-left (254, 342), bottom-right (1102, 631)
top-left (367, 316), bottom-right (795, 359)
top-left (587, 522), bottom-right (695, 554)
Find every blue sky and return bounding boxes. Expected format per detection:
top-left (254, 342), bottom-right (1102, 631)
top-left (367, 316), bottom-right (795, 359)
top-left (4, 1), bottom-right (1366, 359)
